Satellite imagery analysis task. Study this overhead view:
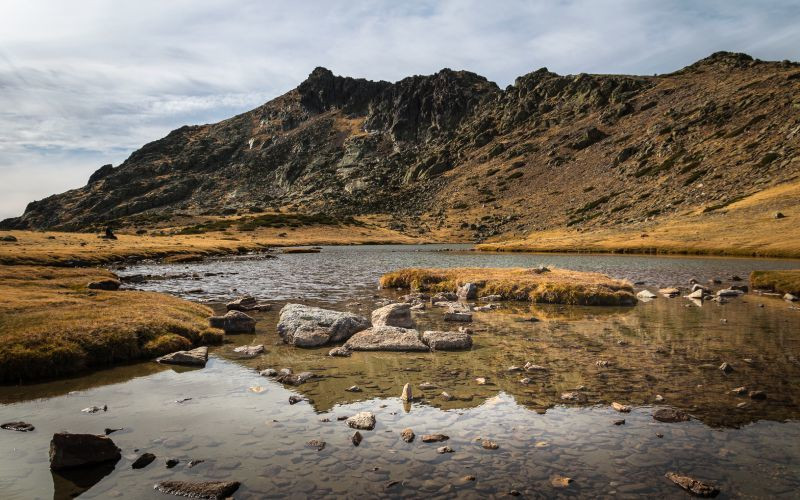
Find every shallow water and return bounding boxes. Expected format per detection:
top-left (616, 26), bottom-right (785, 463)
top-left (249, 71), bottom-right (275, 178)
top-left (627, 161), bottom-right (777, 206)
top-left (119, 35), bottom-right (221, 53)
top-left (2, 245), bottom-right (800, 498)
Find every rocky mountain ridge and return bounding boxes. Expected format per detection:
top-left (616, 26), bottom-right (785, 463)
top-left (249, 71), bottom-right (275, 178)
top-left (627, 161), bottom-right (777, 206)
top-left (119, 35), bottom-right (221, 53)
top-left (4, 52), bottom-right (800, 241)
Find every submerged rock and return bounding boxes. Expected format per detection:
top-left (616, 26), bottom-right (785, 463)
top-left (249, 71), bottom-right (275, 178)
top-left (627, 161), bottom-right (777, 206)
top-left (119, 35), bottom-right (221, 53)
top-left (346, 412), bottom-right (376, 430)
top-left (208, 310), bottom-right (256, 333)
top-left (344, 326), bottom-right (429, 351)
top-left (653, 408), bottom-right (690, 422)
top-left (351, 431), bottom-right (363, 446)
top-left (306, 439), bottom-right (326, 451)
top-left (154, 480), bottom-right (240, 499)
top-left (49, 432), bottom-right (121, 470)
top-left (443, 310), bottom-right (473, 322)
top-left (156, 347), bottom-right (208, 367)
top-left (665, 472), bottom-right (720, 497)
top-left (421, 330), bottom-right (473, 350)
top-left (1, 421), bottom-right (34, 432)
top-left (371, 303), bottom-right (414, 328)
top-left (278, 304), bottom-right (370, 347)
top-left (421, 434), bottom-right (449, 443)
top-left (131, 452), bottom-right (156, 469)
top-left (277, 371), bottom-right (315, 386)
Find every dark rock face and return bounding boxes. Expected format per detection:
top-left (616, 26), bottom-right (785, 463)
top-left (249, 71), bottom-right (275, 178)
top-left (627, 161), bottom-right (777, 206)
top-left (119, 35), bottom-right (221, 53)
top-left (3, 52), bottom-right (799, 235)
top-left (49, 432), bottom-right (121, 470)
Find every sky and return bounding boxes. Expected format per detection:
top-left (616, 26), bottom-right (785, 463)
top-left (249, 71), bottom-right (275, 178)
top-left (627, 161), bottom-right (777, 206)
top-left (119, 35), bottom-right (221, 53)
top-left (1, 1), bottom-right (798, 219)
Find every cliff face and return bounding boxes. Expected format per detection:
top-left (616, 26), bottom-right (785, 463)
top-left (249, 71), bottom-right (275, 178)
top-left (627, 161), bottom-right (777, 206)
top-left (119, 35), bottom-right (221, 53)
top-left (5, 52), bottom-right (800, 239)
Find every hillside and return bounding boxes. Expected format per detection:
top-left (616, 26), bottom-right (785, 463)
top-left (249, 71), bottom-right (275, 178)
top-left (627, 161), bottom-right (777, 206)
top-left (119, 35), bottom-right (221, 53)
top-left (3, 51), bottom-right (800, 251)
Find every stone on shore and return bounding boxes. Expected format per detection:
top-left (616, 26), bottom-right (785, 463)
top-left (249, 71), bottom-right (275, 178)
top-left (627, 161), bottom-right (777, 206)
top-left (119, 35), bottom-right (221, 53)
top-left (344, 326), bottom-right (429, 351)
top-left (154, 480), bottom-right (241, 499)
top-left (208, 310), bottom-right (256, 334)
top-left (49, 432), bottom-right (121, 470)
top-left (156, 347), bottom-right (208, 367)
top-left (277, 304), bottom-right (370, 347)
top-left (421, 330), bottom-right (473, 350)
top-left (612, 402), bottom-right (631, 413)
top-left (664, 472), bottom-right (720, 497)
top-left (637, 290), bottom-right (657, 299)
top-left (371, 303), bottom-right (414, 328)
top-left (346, 412), bottom-right (376, 430)
top-left (87, 279), bottom-right (121, 291)
top-left (443, 307), bottom-right (473, 322)
top-left (233, 344), bottom-right (264, 358)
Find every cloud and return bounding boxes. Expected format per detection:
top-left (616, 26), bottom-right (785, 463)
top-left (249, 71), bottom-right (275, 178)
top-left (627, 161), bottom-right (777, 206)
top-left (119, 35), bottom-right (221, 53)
top-left (0, 0), bottom-right (798, 219)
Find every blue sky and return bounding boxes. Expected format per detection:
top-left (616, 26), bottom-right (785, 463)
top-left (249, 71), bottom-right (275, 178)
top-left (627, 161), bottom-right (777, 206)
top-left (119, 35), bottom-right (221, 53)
top-left (1, 0), bottom-right (798, 219)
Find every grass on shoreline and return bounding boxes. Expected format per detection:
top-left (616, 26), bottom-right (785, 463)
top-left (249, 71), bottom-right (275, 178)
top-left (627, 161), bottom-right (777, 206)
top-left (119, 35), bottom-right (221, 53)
top-left (0, 266), bottom-right (220, 383)
top-left (380, 267), bottom-right (635, 305)
top-left (750, 270), bottom-right (800, 295)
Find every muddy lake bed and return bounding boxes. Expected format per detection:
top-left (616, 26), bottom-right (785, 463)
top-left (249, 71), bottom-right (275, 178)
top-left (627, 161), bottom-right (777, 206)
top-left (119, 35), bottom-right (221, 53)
top-left (2, 245), bottom-right (800, 498)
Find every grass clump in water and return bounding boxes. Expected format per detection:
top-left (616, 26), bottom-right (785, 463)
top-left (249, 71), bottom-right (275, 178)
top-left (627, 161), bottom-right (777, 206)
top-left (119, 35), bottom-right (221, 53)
top-left (750, 269), bottom-right (800, 295)
top-left (380, 267), bottom-right (635, 306)
top-left (0, 266), bottom-right (221, 383)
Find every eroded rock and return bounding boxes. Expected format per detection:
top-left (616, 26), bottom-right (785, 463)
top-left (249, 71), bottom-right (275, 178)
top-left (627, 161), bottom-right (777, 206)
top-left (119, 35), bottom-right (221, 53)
top-left (208, 310), bottom-right (256, 334)
top-left (278, 304), bottom-right (369, 347)
top-left (346, 412), bottom-right (376, 430)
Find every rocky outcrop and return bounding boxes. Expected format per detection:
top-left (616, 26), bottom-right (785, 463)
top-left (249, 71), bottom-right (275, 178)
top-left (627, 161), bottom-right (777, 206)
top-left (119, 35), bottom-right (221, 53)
top-left (277, 304), bottom-right (369, 347)
top-left (371, 303), bottom-right (414, 328)
top-left (344, 326), bottom-right (429, 351)
top-left (49, 432), bottom-right (121, 470)
top-left (156, 346), bottom-right (208, 367)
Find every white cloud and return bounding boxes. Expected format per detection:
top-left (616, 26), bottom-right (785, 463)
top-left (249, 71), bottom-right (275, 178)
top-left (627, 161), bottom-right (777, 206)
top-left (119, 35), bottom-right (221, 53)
top-left (0, 0), bottom-right (798, 219)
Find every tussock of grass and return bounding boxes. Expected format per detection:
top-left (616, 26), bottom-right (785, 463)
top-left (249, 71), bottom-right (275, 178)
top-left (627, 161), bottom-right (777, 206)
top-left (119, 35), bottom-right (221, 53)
top-left (0, 266), bottom-right (220, 383)
top-left (750, 270), bottom-right (800, 295)
top-left (380, 267), bottom-right (635, 306)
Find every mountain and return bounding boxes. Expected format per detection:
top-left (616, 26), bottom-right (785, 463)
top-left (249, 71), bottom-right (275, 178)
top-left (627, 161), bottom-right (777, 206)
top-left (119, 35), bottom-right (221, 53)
top-left (4, 52), bottom-right (800, 242)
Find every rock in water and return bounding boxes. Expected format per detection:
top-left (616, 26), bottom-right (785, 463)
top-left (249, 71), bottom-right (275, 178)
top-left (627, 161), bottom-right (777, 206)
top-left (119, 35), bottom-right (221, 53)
top-left (482, 440), bottom-right (499, 450)
top-left (443, 308), bottom-right (473, 322)
top-left (344, 326), bottom-right (429, 351)
top-left (277, 304), bottom-right (370, 347)
top-left (233, 344), bottom-right (264, 358)
top-left (457, 282), bottom-right (477, 300)
top-left (346, 412), bottom-right (376, 430)
top-left (132, 452), bottom-right (156, 469)
top-left (49, 432), bottom-right (121, 470)
top-left (87, 279), bottom-right (121, 291)
top-left (154, 480), bottom-right (240, 499)
top-left (612, 402), bottom-right (631, 413)
top-left (401, 428), bottom-right (415, 442)
top-left (420, 330), bottom-right (473, 350)
top-left (719, 362), bottom-right (733, 373)
top-left (226, 295), bottom-right (271, 312)
top-left (421, 434), bottom-right (449, 443)
top-left (208, 310), bottom-right (256, 334)
top-left (156, 347), bottom-right (208, 367)
top-left (306, 439), bottom-right (326, 451)
top-left (400, 383), bottom-right (413, 401)
top-left (437, 445), bottom-right (454, 454)
top-left (371, 303), bottom-right (414, 328)
top-left (664, 472), bottom-right (720, 497)
top-left (653, 408), bottom-right (690, 422)
top-left (328, 346), bottom-right (352, 357)
top-left (351, 431), bottom-right (363, 446)
top-left (1, 421), bottom-right (35, 432)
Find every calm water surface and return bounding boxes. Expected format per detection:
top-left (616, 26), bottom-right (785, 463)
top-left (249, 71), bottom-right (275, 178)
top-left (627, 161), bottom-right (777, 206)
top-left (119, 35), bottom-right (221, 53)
top-left (1, 245), bottom-right (799, 499)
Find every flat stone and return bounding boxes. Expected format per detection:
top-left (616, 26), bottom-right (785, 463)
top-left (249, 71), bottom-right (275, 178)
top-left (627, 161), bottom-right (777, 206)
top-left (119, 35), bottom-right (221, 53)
top-left (371, 303), bottom-right (414, 328)
top-left (49, 432), bottom-right (121, 470)
top-left (346, 412), bottom-right (376, 430)
top-left (306, 439), bottom-right (326, 451)
top-left (154, 480), bottom-right (240, 499)
top-left (653, 408), bottom-right (690, 422)
top-left (277, 304), bottom-right (369, 346)
top-left (443, 311), bottom-right (473, 322)
top-left (156, 347), bottom-right (208, 367)
top-left (233, 344), bottom-right (264, 358)
top-left (421, 330), bottom-right (473, 350)
top-left (2, 421), bottom-right (35, 432)
top-left (664, 472), bottom-right (719, 497)
top-left (344, 326), bottom-right (429, 351)
top-left (328, 346), bottom-right (352, 357)
top-left (421, 434), bottom-right (449, 443)
top-left (132, 452), bottom-right (156, 469)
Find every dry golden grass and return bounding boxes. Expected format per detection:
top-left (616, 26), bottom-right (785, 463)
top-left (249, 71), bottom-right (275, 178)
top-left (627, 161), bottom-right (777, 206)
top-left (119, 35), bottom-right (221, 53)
top-left (0, 265), bottom-right (219, 383)
top-left (750, 270), bottom-right (800, 295)
top-left (380, 267), bottom-right (635, 306)
top-left (0, 221), bottom-right (429, 266)
top-left (477, 180), bottom-right (800, 258)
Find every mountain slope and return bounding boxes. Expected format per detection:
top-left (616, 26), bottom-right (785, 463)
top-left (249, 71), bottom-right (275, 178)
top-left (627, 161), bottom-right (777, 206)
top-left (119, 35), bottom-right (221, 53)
top-left (4, 52), bottom-right (800, 245)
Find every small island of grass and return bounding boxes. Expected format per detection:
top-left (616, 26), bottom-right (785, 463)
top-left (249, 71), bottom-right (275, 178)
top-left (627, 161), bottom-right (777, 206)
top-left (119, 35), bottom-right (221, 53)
top-left (380, 267), bottom-right (636, 306)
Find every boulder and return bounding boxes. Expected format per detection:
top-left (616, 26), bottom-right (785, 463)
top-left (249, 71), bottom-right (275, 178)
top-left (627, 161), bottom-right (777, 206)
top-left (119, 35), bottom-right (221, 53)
top-left (421, 330), bottom-right (473, 350)
top-left (208, 310), bottom-right (256, 334)
top-left (276, 371), bottom-right (315, 386)
top-left (344, 326), bottom-right (429, 351)
top-left (277, 304), bottom-right (369, 347)
top-left (443, 304), bottom-right (473, 322)
top-left (457, 282), bottom-right (477, 300)
top-left (430, 292), bottom-right (457, 304)
top-left (49, 432), bottom-right (121, 470)
top-left (233, 344), bottom-right (264, 358)
top-left (611, 402), bottom-right (631, 412)
top-left (346, 412), bottom-right (376, 430)
top-left (686, 289), bottom-right (704, 299)
top-left (87, 279), bottom-right (121, 291)
top-left (154, 481), bottom-right (240, 499)
top-left (156, 347), bottom-right (208, 367)
top-left (371, 303), bottom-right (414, 328)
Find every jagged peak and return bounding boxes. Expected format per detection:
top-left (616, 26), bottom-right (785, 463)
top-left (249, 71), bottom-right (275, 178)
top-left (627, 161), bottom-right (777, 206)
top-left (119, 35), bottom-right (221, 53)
top-left (678, 51), bottom-right (760, 73)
